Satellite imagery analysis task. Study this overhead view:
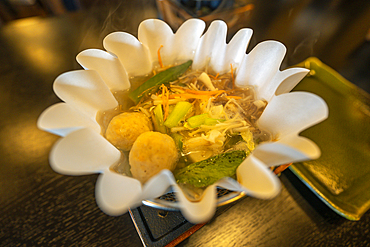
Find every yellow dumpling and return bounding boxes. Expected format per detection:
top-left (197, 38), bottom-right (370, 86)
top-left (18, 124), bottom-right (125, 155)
top-left (129, 131), bottom-right (179, 183)
top-left (105, 112), bottom-right (152, 151)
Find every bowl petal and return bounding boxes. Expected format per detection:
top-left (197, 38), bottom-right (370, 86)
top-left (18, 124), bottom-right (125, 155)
top-left (96, 168), bottom-right (142, 216)
top-left (173, 183), bottom-right (218, 224)
top-left (138, 19), bottom-right (175, 65)
top-left (171, 19), bottom-right (205, 63)
top-left (216, 177), bottom-right (244, 191)
top-left (103, 32), bottom-right (151, 76)
top-left (37, 102), bottom-right (101, 137)
top-left (141, 170), bottom-right (177, 199)
top-left (274, 67), bottom-right (310, 96)
top-left (76, 49), bottom-right (130, 91)
top-left (275, 135), bottom-right (321, 160)
top-left (53, 70), bottom-right (118, 120)
top-left (235, 40), bottom-right (286, 99)
top-left (193, 20), bottom-right (228, 71)
top-left (257, 91), bottom-right (329, 137)
top-left (252, 139), bottom-right (320, 167)
top-left (237, 155), bottom-right (281, 199)
top-left (258, 67), bottom-right (309, 102)
top-left (50, 128), bottom-right (121, 175)
top-left (220, 28), bottom-right (253, 73)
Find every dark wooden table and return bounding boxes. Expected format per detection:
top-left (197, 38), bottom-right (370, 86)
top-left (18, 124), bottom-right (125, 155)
top-left (1, 1), bottom-right (370, 246)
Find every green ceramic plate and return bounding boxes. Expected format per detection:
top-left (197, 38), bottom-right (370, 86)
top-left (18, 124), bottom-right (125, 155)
top-left (290, 57), bottom-right (370, 220)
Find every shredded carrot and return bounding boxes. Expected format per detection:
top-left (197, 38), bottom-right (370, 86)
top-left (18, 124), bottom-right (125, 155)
top-left (170, 93), bottom-right (210, 101)
top-left (230, 64), bottom-right (235, 89)
top-left (169, 93), bottom-right (241, 101)
top-left (208, 73), bottom-right (219, 80)
top-left (184, 89), bottom-right (226, 96)
top-left (226, 95), bottom-right (242, 100)
top-left (157, 45), bottom-right (164, 68)
top-left (158, 85), bottom-right (242, 110)
top-left (214, 91), bottom-right (225, 98)
top-left (181, 89), bottom-right (242, 100)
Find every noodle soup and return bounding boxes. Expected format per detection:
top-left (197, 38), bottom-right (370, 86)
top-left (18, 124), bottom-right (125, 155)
top-left (97, 60), bottom-right (272, 198)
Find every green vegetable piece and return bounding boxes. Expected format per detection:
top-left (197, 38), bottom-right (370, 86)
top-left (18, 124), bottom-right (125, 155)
top-left (164, 101), bottom-right (192, 128)
top-left (129, 60), bottom-right (193, 104)
top-left (174, 150), bottom-right (248, 188)
top-left (153, 104), bottom-right (167, 134)
top-left (203, 118), bottom-right (225, 126)
top-left (187, 113), bottom-right (209, 128)
top-left (187, 114), bottom-right (225, 128)
top-left (171, 133), bottom-right (184, 151)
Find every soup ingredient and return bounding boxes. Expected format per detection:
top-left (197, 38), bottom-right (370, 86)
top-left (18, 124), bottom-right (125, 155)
top-left (171, 132), bottom-right (184, 151)
top-left (105, 112), bottom-right (152, 151)
top-left (187, 113), bottom-right (210, 128)
top-left (186, 113), bottom-right (224, 128)
top-left (152, 104), bottom-right (167, 133)
top-left (102, 60), bottom-right (271, 186)
top-left (128, 60), bottom-right (193, 104)
top-left (174, 150), bottom-right (248, 188)
top-left (163, 101), bottom-right (192, 128)
top-left (198, 72), bottom-right (216, 91)
top-left (129, 131), bottom-right (179, 183)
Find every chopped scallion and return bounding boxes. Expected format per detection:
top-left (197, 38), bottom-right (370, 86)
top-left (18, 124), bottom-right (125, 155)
top-left (129, 60), bottom-right (192, 104)
top-left (164, 101), bottom-right (192, 128)
top-left (187, 114), bottom-right (209, 128)
top-left (153, 104), bottom-right (167, 134)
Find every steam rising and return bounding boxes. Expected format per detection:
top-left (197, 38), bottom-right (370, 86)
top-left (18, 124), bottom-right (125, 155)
top-left (78, 0), bottom-right (158, 51)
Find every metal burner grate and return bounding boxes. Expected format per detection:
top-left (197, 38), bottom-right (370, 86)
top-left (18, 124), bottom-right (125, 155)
top-left (143, 188), bottom-right (245, 210)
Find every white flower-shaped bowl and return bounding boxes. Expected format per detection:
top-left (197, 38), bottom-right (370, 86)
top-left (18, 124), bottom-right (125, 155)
top-left (37, 18), bottom-right (328, 224)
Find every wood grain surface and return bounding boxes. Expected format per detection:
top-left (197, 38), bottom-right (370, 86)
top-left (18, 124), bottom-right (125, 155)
top-left (1, 1), bottom-right (370, 246)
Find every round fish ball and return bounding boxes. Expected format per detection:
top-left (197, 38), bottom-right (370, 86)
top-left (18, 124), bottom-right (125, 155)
top-left (105, 112), bottom-right (152, 151)
top-left (129, 131), bottom-right (179, 184)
